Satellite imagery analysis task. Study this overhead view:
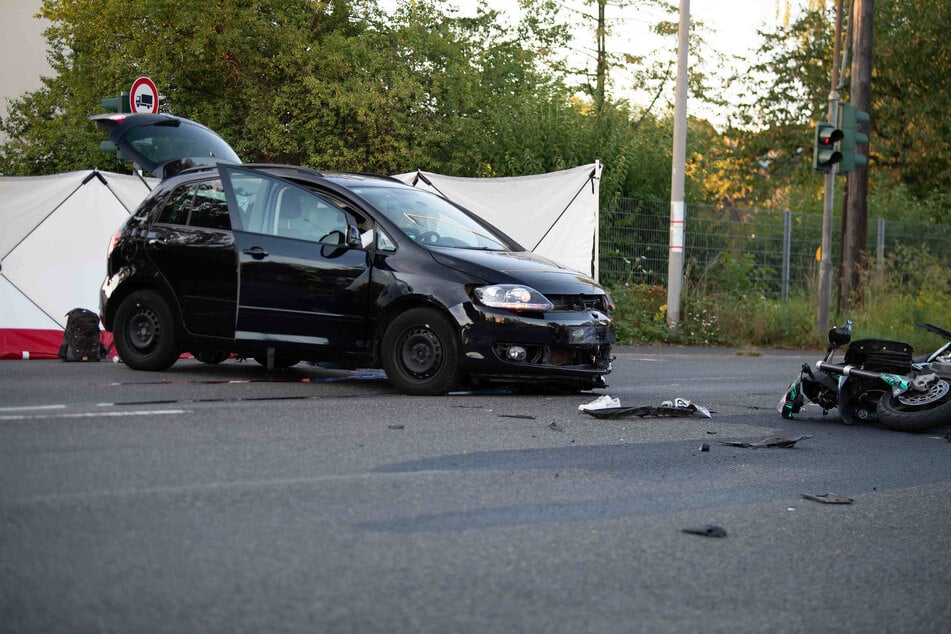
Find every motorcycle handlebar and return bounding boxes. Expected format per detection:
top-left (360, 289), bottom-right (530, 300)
top-left (815, 361), bottom-right (903, 383)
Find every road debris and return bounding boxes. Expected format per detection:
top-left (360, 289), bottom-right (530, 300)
top-left (661, 398), bottom-right (712, 418)
top-left (800, 493), bottom-right (854, 505)
top-left (681, 524), bottom-right (728, 538)
top-left (448, 387), bottom-right (516, 396)
top-left (578, 395), bottom-right (621, 411)
top-left (717, 434), bottom-right (813, 448)
top-left (582, 400), bottom-right (712, 420)
top-left (548, 422), bottom-right (564, 432)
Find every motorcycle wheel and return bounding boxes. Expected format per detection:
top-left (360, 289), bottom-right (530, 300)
top-left (876, 377), bottom-right (951, 432)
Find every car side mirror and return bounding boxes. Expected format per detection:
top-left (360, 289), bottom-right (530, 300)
top-left (346, 225), bottom-right (361, 249)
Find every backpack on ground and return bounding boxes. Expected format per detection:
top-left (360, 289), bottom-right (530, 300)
top-left (58, 308), bottom-right (105, 362)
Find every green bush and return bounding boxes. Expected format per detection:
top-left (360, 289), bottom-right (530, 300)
top-left (607, 246), bottom-right (951, 351)
top-left (608, 284), bottom-right (670, 344)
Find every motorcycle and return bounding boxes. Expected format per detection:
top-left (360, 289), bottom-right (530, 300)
top-left (779, 321), bottom-right (951, 432)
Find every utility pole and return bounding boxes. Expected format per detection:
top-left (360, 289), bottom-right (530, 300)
top-left (816, 0), bottom-right (845, 335)
top-left (666, 0), bottom-right (689, 336)
top-left (840, 0), bottom-right (873, 310)
top-left (595, 0), bottom-right (607, 116)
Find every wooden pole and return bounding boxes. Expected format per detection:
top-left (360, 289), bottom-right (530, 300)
top-left (840, 0), bottom-right (873, 309)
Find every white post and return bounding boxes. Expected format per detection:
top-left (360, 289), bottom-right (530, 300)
top-left (666, 0), bottom-right (689, 336)
top-left (593, 160), bottom-right (602, 282)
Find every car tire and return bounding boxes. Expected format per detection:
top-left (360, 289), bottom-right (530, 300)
top-left (113, 290), bottom-right (180, 371)
top-left (382, 307), bottom-right (461, 395)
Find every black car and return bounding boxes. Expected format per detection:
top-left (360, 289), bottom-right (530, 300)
top-left (95, 114), bottom-right (615, 394)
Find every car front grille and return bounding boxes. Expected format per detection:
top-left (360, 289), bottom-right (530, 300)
top-left (547, 294), bottom-right (612, 314)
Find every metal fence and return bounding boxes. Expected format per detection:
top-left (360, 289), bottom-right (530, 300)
top-left (599, 198), bottom-right (951, 297)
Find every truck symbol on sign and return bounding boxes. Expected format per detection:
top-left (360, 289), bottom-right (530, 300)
top-left (135, 93), bottom-right (154, 111)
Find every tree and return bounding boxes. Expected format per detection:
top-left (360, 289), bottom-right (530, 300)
top-left (0, 0), bottom-right (575, 178)
top-left (1, 0), bottom-right (371, 173)
top-left (0, 0), bottom-right (694, 211)
top-left (872, 0), bottom-right (951, 207)
top-left (725, 0), bottom-right (950, 217)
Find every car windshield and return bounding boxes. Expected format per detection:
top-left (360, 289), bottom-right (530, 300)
top-left (351, 185), bottom-right (512, 251)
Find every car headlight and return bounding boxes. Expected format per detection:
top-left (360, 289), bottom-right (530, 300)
top-left (473, 284), bottom-right (554, 311)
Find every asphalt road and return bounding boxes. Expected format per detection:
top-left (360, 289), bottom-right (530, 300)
top-left (1, 347), bottom-right (949, 633)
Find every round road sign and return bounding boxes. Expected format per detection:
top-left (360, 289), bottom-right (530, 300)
top-left (130, 76), bottom-right (159, 114)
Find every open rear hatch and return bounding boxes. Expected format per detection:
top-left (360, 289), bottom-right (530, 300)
top-left (90, 113), bottom-right (241, 179)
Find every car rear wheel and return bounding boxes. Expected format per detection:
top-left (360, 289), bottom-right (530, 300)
top-left (113, 290), bottom-right (180, 371)
top-left (382, 307), bottom-right (461, 395)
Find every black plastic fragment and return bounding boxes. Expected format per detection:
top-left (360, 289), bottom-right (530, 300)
top-left (583, 405), bottom-right (704, 419)
top-left (800, 493), bottom-right (853, 505)
top-left (682, 524), bottom-right (727, 538)
top-left (718, 435), bottom-right (813, 448)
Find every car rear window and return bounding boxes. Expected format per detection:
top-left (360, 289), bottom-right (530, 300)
top-left (123, 120), bottom-right (240, 166)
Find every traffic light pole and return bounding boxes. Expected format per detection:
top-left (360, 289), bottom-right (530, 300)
top-left (816, 0), bottom-right (846, 335)
top-left (816, 110), bottom-right (837, 335)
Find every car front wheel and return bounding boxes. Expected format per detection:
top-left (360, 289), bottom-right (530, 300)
top-left (382, 307), bottom-right (461, 395)
top-left (113, 290), bottom-right (180, 371)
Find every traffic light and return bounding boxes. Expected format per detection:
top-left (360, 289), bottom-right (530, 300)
top-left (839, 103), bottom-right (870, 173)
top-left (812, 122), bottom-right (843, 173)
top-left (101, 92), bottom-right (132, 114)
top-left (98, 140), bottom-right (126, 161)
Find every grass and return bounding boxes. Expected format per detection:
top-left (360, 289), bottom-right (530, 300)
top-left (607, 248), bottom-right (951, 354)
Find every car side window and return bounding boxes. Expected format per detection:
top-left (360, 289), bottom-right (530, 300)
top-left (189, 181), bottom-right (230, 230)
top-left (222, 169), bottom-right (354, 245)
top-left (270, 185), bottom-right (350, 244)
top-left (157, 187), bottom-right (191, 225)
top-left (157, 179), bottom-right (230, 230)
top-left (319, 192), bottom-right (381, 249)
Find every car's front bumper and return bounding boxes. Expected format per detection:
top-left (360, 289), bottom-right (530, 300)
top-left (458, 303), bottom-right (615, 387)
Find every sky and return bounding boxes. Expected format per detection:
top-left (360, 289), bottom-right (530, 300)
top-left (443, 0), bottom-right (791, 126)
top-left (605, 0), bottom-right (784, 121)
top-left (671, 0), bottom-right (783, 55)
top-left (488, 0), bottom-right (784, 57)
top-left (0, 1), bottom-right (52, 140)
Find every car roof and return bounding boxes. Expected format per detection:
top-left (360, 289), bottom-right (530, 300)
top-left (320, 171), bottom-right (406, 185)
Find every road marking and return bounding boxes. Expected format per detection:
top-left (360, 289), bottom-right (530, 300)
top-left (0, 409), bottom-right (188, 421)
top-left (9, 471), bottom-right (430, 506)
top-left (0, 404), bottom-right (67, 413)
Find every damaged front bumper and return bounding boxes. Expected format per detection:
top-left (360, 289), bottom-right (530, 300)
top-left (459, 303), bottom-right (615, 388)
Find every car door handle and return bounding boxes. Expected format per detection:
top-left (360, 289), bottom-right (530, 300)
top-left (242, 246), bottom-right (269, 260)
